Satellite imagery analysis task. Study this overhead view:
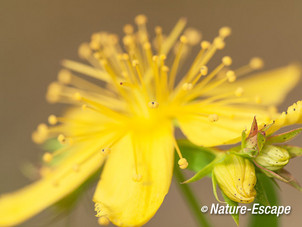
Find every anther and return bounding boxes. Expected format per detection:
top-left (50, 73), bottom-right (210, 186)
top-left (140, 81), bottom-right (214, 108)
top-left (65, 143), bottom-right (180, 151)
top-left (235, 87), bottom-right (244, 97)
top-left (123, 24), bottom-right (134, 34)
top-left (148, 101), bottom-right (159, 108)
top-left (155, 26), bottom-right (162, 34)
top-left (98, 216), bottom-right (110, 226)
top-left (255, 96), bottom-right (262, 104)
top-left (48, 114), bottom-right (57, 125)
top-left (46, 82), bottom-right (62, 103)
top-left (132, 59), bottom-right (139, 67)
top-left (182, 83), bottom-right (193, 91)
top-left (132, 173), bottom-right (142, 182)
top-left (143, 42), bottom-right (151, 49)
top-left (135, 14), bottom-right (147, 25)
top-left (101, 148), bottom-right (111, 155)
top-left (78, 43), bottom-right (91, 59)
top-left (219, 26), bottom-right (232, 38)
top-left (201, 41), bottom-right (210, 49)
top-left (57, 69), bottom-right (72, 84)
top-left (249, 57), bottom-right (264, 69)
top-left (184, 28), bottom-right (202, 45)
top-left (226, 70), bottom-right (236, 82)
top-left (81, 104), bottom-right (88, 110)
top-left (200, 66), bottom-right (208, 76)
top-left (213, 37), bottom-right (225, 49)
top-left (43, 152), bottom-right (53, 163)
top-left (73, 92), bottom-right (82, 101)
top-left (222, 56), bottom-right (232, 66)
top-left (208, 114), bottom-right (219, 122)
top-left (161, 65), bottom-right (169, 72)
top-left (178, 158), bottom-right (188, 169)
top-left (57, 134), bottom-right (67, 144)
top-left (180, 35), bottom-right (188, 44)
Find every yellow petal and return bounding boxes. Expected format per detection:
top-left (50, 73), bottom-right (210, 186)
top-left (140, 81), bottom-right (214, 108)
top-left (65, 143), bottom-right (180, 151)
top-left (177, 104), bottom-right (272, 147)
top-left (0, 140), bottom-right (108, 226)
top-left (267, 100), bottom-right (302, 135)
top-left (205, 64), bottom-right (301, 106)
top-left (93, 124), bottom-right (174, 226)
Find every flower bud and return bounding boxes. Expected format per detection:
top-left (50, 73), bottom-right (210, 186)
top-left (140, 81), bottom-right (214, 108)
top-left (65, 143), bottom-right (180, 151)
top-left (255, 145), bottom-right (290, 171)
top-left (213, 154), bottom-right (256, 203)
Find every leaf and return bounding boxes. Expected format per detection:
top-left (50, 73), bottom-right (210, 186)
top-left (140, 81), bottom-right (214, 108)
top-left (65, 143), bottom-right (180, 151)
top-left (241, 130), bottom-right (247, 149)
top-left (248, 116), bottom-right (258, 138)
top-left (248, 173), bottom-right (279, 227)
top-left (184, 156), bottom-right (224, 183)
top-left (266, 128), bottom-right (302, 144)
top-left (257, 132), bottom-right (266, 152)
top-left (254, 174), bottom-right (270, 206)
top-left (212, 173), bottom-right (224, 203)
top-left (253, 161), bottom-right (289, 183)
top-left (221, 191), bottom-right (239, 226)
top-left (280, 145), bottom-right (302, 158)
top-left (177, 140), bottom-right (216, 172)
top-left (278, 169), bottom-right (302, 192)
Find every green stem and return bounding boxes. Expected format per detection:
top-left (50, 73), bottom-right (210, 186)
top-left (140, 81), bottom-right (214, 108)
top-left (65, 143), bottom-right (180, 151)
top-left (174, 167), bottom-right (212, 227)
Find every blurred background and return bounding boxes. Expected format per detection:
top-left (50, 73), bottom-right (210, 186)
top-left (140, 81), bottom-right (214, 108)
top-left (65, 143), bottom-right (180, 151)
top-left (0, 0), bottom-right (302, 226)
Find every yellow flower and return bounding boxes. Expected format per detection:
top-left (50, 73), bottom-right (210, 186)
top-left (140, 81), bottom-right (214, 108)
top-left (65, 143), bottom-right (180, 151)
top-left (213, 154), bottom-right (257, 203)
top-left (0, 15), bottom-right (300, 226)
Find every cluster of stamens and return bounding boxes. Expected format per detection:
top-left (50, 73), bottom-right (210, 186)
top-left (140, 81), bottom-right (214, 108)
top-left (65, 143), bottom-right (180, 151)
top-left (32, 14), bottom-right (266, 186)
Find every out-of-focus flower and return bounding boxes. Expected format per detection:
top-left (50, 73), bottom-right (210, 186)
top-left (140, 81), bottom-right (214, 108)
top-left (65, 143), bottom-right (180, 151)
top-left (0, 15), bottom-right (300, 226)
top-left (255, 145), bottom-right (290, 171)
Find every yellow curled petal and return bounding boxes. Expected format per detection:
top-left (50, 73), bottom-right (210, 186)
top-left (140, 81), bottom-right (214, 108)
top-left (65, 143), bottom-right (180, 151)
top-left (204, 64), bottom-right (301, 106)
top-left (267, 101), bottom-right (302, 135)
top-left (93, 124), bottom-right (174, 226)
top-left (0, 140), bottom-right (109, 226)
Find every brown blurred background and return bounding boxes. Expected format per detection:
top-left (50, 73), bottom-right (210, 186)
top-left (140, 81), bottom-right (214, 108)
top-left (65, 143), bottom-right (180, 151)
top-left (0, 0), bottom-right (302, 226)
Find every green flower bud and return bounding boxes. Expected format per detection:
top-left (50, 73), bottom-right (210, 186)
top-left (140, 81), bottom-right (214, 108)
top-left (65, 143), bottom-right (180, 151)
top-left (255, 145), bottom-right (290, 171)
top-left (213, 154), bottom-right (256, 203)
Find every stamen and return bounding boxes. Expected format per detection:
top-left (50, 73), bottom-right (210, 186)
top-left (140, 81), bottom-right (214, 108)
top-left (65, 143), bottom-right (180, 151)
top-left (173, 138), bottom-right (188, 169)
top-left (235, 57), bottom-right (264, 77)
top-left (48, 115), bottom-right (58, 125)
top-left (182, 83), bottom-right (193, 91)
top-left (226, 70), bottom-right (236, 82)
top-left (208, 114), bottom-right (219, 122)
top-left (219, 26), bottom-right (232, 38)
top-left (155, 26), bottom-right (163, 54)
top-left (169, 35), bottom-right (187, 89)
top-left (57, 134), bottom-right (67, 144)
top-left (249, 57), bottom-right (264, 70)
top-left (32, 123), bottom-right (49, 144)
top-left (148, 101), bottom-right (159, 108)
top-left (101, 148), bottom-right (111, 155)
top-left (98, 216), bottom-right (110, 226)
top-left (42, 152), bottom-right (53, 163)
top-left (235, 87), bottom-right (244, 97)
top-left (123, 24), bottom-right (134, 35)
